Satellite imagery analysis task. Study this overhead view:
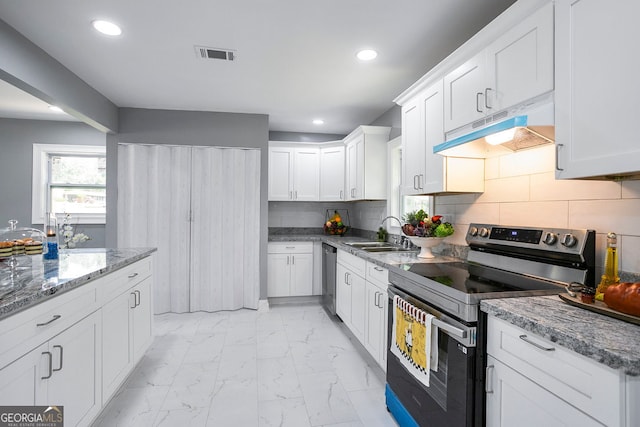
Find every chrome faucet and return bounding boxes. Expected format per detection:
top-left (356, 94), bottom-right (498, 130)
top-left (380, 215), bottom-right (402, 228)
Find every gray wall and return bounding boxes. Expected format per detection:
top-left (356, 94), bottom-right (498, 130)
top-left (369, 104), bottom-right (402, 140)
top-left (110, 107), bottom-right (270, 298)
top-left (0, 118), bottom-right (107, 247)
top-left (0, 19), bottom-right (118, 133)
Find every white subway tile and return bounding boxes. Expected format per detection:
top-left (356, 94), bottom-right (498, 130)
top-left (456, 203), bottom-right (500, 225)
top-left (620, 235), bottom-right (640, 273)
top-left (499, 145), bottom-right (555, 177)
top-left (568, 199), bottom-right (640, 236)
top-left (530, 172), bottom-right (621, 201)
top-left (621, 180), bottom-right (640, 199)
top-left (499, 201), bottom-right (569, 227)
top-left (477, 175), bottom-right (530, 203)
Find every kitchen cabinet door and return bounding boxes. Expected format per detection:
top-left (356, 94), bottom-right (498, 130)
top-left (401, 94), bottom-right (425, 196)
top-left (293, 147), bottom-right (320, 201)
top-left (444, 51), bottom-right (486, 132)
top-left (290, 252), bottom-right (313, 296)
top-left (131, 277), bottom-right (153, 364)
top-left (364, 281), bottom-right (386, 368)
top-left (486, 356), bottom-right (601, 427)
top-left (268, 147), bottom-right (293, 200)
top-left (555, 0), bottom-right (640, 179)
top-left (345, 136), bottom-right (363, 200)
top-left (46, 311), bottom-right (101, 427)
top-left (350, 272), bottom-right (366, 343)
top-left (267, 253), bottom-right (291, 297)
top-left (0, 343), bottom-right (47, 406)
top-left (102, 290), bottom-right (132, 402)
top-left (485, 2), bottom-right (553, 112)
top-left (319, 145), bottom-right (345, 201)
top-left (336, 263), bottom-right (352, 322)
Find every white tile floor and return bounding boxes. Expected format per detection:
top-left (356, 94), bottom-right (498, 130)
top-left (94, 302), bottom-right (398, 427)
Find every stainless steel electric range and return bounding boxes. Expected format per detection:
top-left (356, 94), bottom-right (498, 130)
top-left (385, 223), bottom-right (596, 427)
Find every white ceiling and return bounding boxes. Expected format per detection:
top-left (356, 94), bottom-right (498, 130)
top-left (0, 0), bottom-right (516, 135)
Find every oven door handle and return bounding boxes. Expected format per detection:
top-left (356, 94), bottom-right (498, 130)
top-left (432, 318), bottom-right (467, 339)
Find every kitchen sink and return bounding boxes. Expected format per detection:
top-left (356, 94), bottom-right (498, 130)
top-left (345, 241), bottom-right (415, 253)
top-left (361, 247), bottom-right (415, 253)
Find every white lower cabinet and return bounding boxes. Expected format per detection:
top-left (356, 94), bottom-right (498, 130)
top-left (0, 311), bottom-right (101, 427)
top-left (268, 242), bottom-right (314, 297)
top-left (336, 250), bottom-right (388, 369)
top-left (486, 315), bottom-right (637, 427)
top-left (102, 275), bottom-right (153, 403)
top-left (0, 256), bottom-right (154, 427)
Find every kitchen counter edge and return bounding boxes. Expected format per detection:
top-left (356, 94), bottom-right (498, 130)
top-left (481, 296), bottom-right (640, 376)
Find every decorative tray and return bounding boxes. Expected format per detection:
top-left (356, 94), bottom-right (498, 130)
top-left (558, 293), bottom-right (640, 326)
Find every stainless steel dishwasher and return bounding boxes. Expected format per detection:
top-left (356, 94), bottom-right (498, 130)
top-left (322, 243), bottom-right (337, 315)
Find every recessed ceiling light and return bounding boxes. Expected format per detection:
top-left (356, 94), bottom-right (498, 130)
top-left (313, 119), bottom-right (324, 125)
top-left (356, 49), bottom-right (378, 61)
top-left (48, 106), bottom-right (64, 113)
top-left (92, 20), bottom-right (122, 36)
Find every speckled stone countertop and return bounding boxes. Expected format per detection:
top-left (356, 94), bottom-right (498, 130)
top-left (0, 248), bottom-right (156, 320)
top-left (482, 296), bottom-right (640, 376)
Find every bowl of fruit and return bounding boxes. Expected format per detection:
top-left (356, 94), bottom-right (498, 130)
top-left (401, 209), bottom-right (454, 258)
top-left (324, 210), bottom-right (349, 236)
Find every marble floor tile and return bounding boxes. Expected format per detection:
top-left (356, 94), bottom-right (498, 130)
top-left (298, 371), bottom-right (360, 426)
top-left (258, 397), bottom-right (311, 427)
top-left (94, 302), bottom-right (398, 427)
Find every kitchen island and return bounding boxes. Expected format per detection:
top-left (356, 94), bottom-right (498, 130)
top-left (0, 248), bottom-right (156, 427)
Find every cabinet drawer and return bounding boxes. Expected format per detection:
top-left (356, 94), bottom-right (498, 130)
top-left (366, 262), bottom-right (388, 287)
top-left (337, 250), bottom-right (366, 277)
top-left (99, 257), bottom-right (153, 303)
top-left (487, 316), bottom-right (621, 426)
top-left (268, 242), bottom-right (313, 254)
top-left (0, 280), bottom-right (99, 370)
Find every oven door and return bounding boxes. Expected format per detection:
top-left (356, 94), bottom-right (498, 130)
top-left (386, 285), bottom-right (477, 427)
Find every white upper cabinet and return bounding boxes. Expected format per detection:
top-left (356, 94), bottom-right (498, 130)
top-left (485, 2), bottom-right (553, 112)
top-left (268, 145), bottom-right (320, 201)
top-left (319, 144), bottom-right (345, 201)
top-left (444, 1), bottom-right (554, 133)
top-left (402, 80), bottom-right (484, 195)
top-left (344, 126), bottom-right (391, 201)
top-left (555, 0), bottom-right (640, 179)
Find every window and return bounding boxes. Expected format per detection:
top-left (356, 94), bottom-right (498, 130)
top-left (32, 144), bottom-right (106, 224)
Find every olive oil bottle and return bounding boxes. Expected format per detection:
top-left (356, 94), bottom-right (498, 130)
top-left (596, 232), bottom-right (619, 300)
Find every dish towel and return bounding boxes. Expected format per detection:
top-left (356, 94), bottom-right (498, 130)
top-left (391, 295), bottom-right (439, 387)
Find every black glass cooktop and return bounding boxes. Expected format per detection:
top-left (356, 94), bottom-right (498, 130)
top-left (398, 262), bottom-right (562, 295)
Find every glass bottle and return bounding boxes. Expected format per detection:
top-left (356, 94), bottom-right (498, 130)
top-left (43, 213), bottom-right (59, 260)
top-left (596, 232), bottom-right (619, 297)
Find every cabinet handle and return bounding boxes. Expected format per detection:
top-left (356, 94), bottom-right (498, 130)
top-left (519, 334), bottom-right (555, 352)
top-left (289, 191), bottom-right (293, 200)
top-left (37, 314), bottom-right (61, 327)
top-left (419, 174), bottom-right (424, 190)
top-left (484, 88), bottom-right (493, 109)
top-left (413, 175), bottom-right (419, 190)
top-left (555, 144), bottom-right (564, 171)
top-left (485, 365), bottom-right (494, 394)
top-left (130, 292), bottom-right (137, 309)
top-left (286, 255), bottom-right (290, 265)
top-left (374, 266), bottom-right (383, 272)
top-left (42, 351), bottom-right (53, 379)
top-left (135, 290), bottom-right (141, 307)
top-left (128, 272), bottom-right (138, 279)
top-left (53, 345), bottom-right (63, 372)
top-left (294, 191), bottom-right (298, 200)
top-left (476, 92), bottom-right (484, 113)
top-left (339, 190), bottom-right (343, 200)
top-left (291, 255), bottom-right (295, 265)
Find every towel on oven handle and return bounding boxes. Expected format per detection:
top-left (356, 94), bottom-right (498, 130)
top-left (391, 295), bottom-right (439, 387)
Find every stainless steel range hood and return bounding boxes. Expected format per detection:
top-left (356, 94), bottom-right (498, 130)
top-left (434, 93), bottom-right (554, 158)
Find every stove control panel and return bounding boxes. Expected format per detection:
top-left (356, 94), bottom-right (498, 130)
top-left (466, 223), bottom-right (594, 257)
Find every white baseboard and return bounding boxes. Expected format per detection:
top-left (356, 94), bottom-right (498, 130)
top-left (257, 299), bottom-right (270, 312)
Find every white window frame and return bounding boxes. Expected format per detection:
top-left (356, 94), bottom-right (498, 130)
top-left (32, 143), bottom-right (106, 225)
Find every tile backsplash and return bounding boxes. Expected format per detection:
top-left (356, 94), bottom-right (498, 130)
top-left (435, 144), bottom-right (640, 275)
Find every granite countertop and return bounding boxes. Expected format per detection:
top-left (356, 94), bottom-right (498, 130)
top-left (0, 247), bottom-right (156, 320)
top-left (482, 296), bottom-right (640, 376)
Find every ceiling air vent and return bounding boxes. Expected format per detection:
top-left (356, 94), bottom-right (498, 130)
top-left (195, 46), bottom-right (236, 61)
